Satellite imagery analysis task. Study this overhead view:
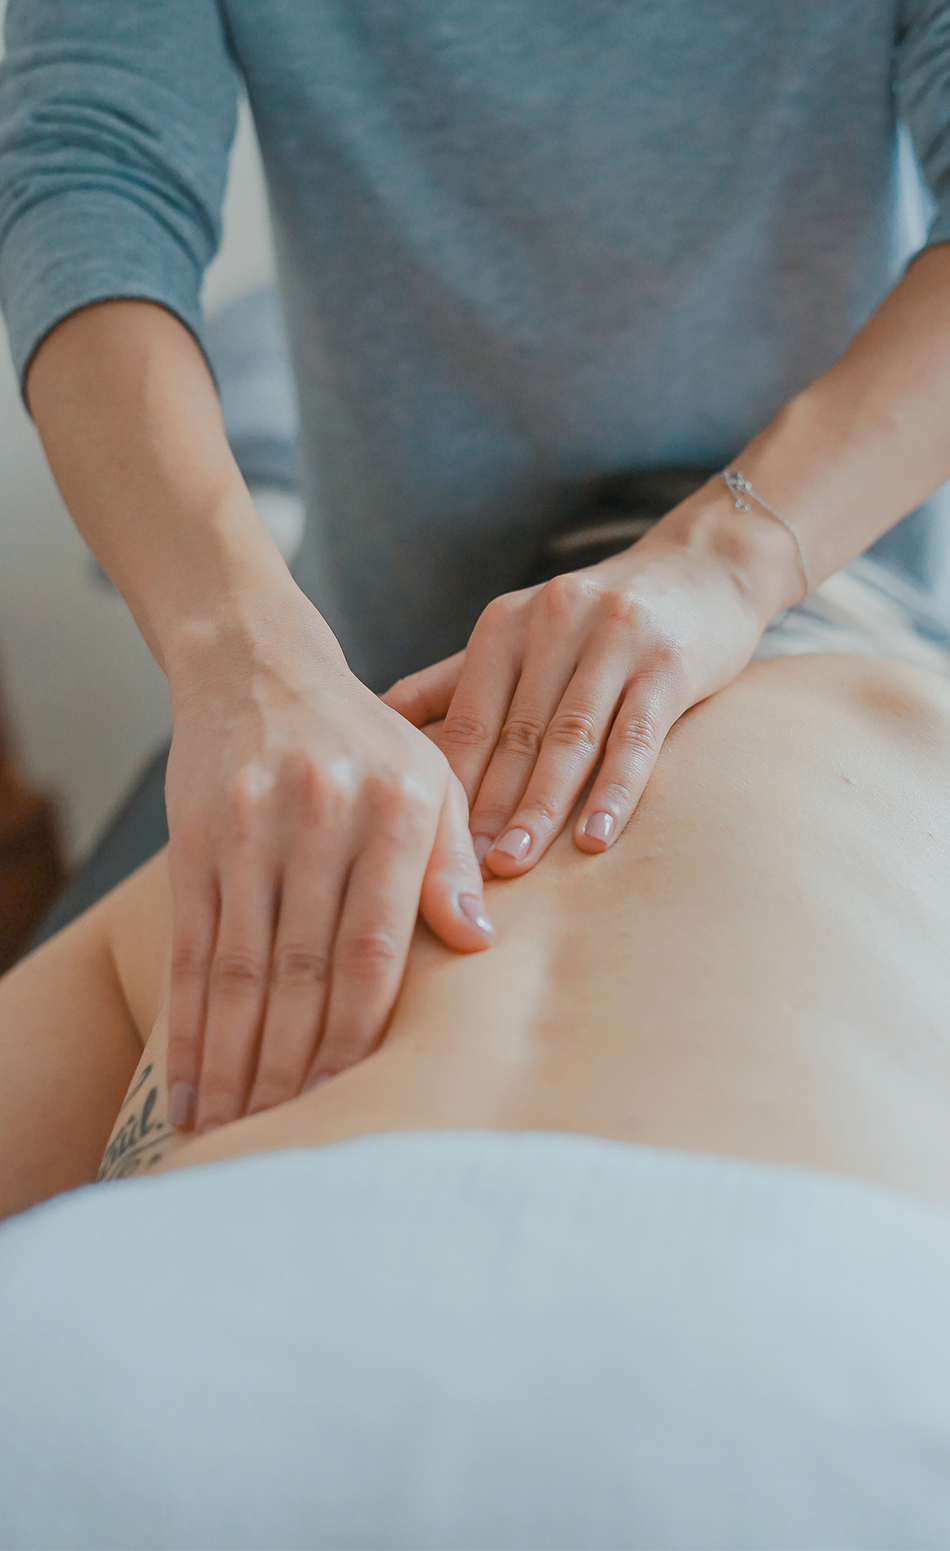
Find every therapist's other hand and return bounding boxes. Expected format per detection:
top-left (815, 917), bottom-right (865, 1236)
top-left (383, 488), bottom-right (796, 875)
top-left (163, 592), bottom-right (494, 1136)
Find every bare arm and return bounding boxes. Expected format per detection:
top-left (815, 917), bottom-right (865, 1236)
top-left (24, 301), bottom-right (285, 669)
top-left (387, 245), bottom-right (950, 874)
top-left (732, 243), bottom-right (950, 585)
top-left (25, 302), bottom-right (493, 1138)
top-left (0, 857), bottom-right (165, 1222)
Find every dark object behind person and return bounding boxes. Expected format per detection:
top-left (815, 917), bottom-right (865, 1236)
top-left (0, 683), bottom-right (63, 970)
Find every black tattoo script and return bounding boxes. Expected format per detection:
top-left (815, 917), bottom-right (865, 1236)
top-left (117, 1062), bottom-right (153, 1113)
top-left (98, 1083), bottom-right (168, 1182)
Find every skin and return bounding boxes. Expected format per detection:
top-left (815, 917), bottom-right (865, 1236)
top-left (4, 652), bottom-right (950, 1222)
top-left (27, 302), bottom-right (495, 1143)
top-left (25, 246), bottom-right (950, 1137)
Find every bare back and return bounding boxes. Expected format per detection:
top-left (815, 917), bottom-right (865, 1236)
top-left (104, 654), bottom-right (950, 1210)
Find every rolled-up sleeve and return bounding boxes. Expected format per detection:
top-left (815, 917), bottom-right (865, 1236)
top-left (896, 0), bottom-right (950, 247)
top-left (0, 0), bottom-right (238, 389)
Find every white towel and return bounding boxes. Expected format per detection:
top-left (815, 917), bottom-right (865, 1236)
top-left (1, 1131), bottom-right (949, 1550)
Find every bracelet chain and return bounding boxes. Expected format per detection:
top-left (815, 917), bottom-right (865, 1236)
top-left (720, 468), bottom-right (811, 597)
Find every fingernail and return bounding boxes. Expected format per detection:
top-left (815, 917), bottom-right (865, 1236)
top-left (457, 893), bottom-right (497, 937)
top-left (168, 1081), bottom-right (197, 1130)
top-left (472, 834), bottom-right (493, 864)
top-left (584, 811), bottom-right (615, 846)
top-left (490, 827), bottom-right (531, 862)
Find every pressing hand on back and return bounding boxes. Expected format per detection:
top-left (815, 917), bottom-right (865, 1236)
top-left (163, 589), bottom-right (494, 1136)
top-left (383, 490), bottom-right (795, 878)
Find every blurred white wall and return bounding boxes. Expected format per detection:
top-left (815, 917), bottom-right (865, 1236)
top-left (0, 0), bottom-right (275, 857)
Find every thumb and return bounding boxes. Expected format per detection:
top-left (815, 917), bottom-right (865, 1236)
top-left (381, 651), bottom-right (466, 726)
top-left (419, 772), bottom-right (497, 953)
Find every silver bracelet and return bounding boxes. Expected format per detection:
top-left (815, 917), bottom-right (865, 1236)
top-left (720, 469), bottom-right (811, 596)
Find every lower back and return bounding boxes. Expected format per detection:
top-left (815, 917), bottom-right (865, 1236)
top-left (154, 656), bottom-right (950, 1209)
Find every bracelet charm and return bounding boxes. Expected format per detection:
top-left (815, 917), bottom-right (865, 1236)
top-left (720, 468), bottom-right (811, 596)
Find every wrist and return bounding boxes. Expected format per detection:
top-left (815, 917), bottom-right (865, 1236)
top-left (651, 474), bottom-right (808, 624)
top-left (161, 539), bottom-right (347, 700)
top-left (166, 594), bottom-right (346, 698)
top-left (126, 481), bottom-right (339, 689)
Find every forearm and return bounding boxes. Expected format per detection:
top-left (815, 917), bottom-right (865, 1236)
top-left (750, 246), bottom-right (950, 586)
top-left (25, 300), bottom-right (337, 678)
top-left (658, 244), bottom-right (950, 620)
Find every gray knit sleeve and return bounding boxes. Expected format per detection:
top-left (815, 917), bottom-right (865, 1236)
top-left (896, 0), bottom-right (950, 248)
top-left (0, 0), bottom-right (239, 392)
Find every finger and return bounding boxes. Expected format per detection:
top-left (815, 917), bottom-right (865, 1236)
top-left (305, 819), bottom-right (430, 1087)
top-left (165, 839), bottom-right (219, 1133)
top-left (482, 659), bottom-right (626, 875)
top-left (419, 773), bottom-right (497, 951)
top-left (574, 674), bottom-right (682, 854)
top-left (468, 628), bottom-right (590, 863)
top-left (381, 652), bottom-right (466, 726)
top-left (243, 840), bottom-right (350, 1117)
top-left (435, 595), bottom-right (524, 806)
top-left (192, 871), bottom-right (278, 1135)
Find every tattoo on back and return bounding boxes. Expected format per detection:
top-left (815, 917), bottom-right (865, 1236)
top-left (97, 1064), bottom-right (172, 1182)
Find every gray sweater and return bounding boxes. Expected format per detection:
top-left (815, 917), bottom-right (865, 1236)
top-left (2, 1), bottom-right (950, 684)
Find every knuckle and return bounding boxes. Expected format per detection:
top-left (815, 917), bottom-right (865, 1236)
top-left (168, 813), bottom-right (208, 857)
top-left (471, 808), bottom-right (509, 838)
top-left (272, 943), bottom-right (331, 990)
top-left (364, 764), bottom-right (409, 807)
top-left (615, 711), bottom-right (660, 761)
top-left (209, 949), bottom-right (267, 999)
top-left (384, 672), bottom-right (423, 713)
top-left (440, 710), bottom-right (495, 750)
top-left (440, 846), bottom-right (484, 878)
top-left (195, 1071), bottom-right (243, 1115)
top-left (603, 588), bottom-right (641, 629)
top-left (394, 766), bottom-right (438, 813)
top-left (366, 770), bottom-right (433, 836)
top-left (284, 752), bottom-right (362, 827)
top-left (248, 1064), bottom-right (298, 1109)
top-left (339, 927), bottom-right (401, 976)
top-left (170, 939), bottom-right (211, 984)
top-left (540, 571), bottom-right (602, 616)
top-left (361, 770), bottom-right (401, 821)
top-left (166, 1031), bottom-right (199, 1071)
top-left (403, 686), bottom-right (434, 725)
top-left (652, 638), bottom-right (690, 689)
top-left (287, 752), bottom-right (332, 816)
top-left (224, 767), bottom-right (271, 832)
top-left (634, 627), bottom-right (686, 672)
top-left (597, 776), bottom-right (637, 810)
top-left (480, 591), bottom-right (521, 628)
top-left (313, 1028), bottom-right (377, 1079)
top-left (519, 794), bottom-right (560, 828)
top-left (545, 710), bottom-right (600, 756)
top-left (498, 715), bottom-right (546, 759)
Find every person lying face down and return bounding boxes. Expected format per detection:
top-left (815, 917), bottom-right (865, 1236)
top-left (3, 648), bottom-right (950, 1223)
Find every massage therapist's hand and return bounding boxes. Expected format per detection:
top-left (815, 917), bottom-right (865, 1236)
top-left (164, 589), bottom-right (494, 1136)
top-left (24, 300), bottom-right (493, 1140)
top-left (383, 485), bottom-right (799, 875)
